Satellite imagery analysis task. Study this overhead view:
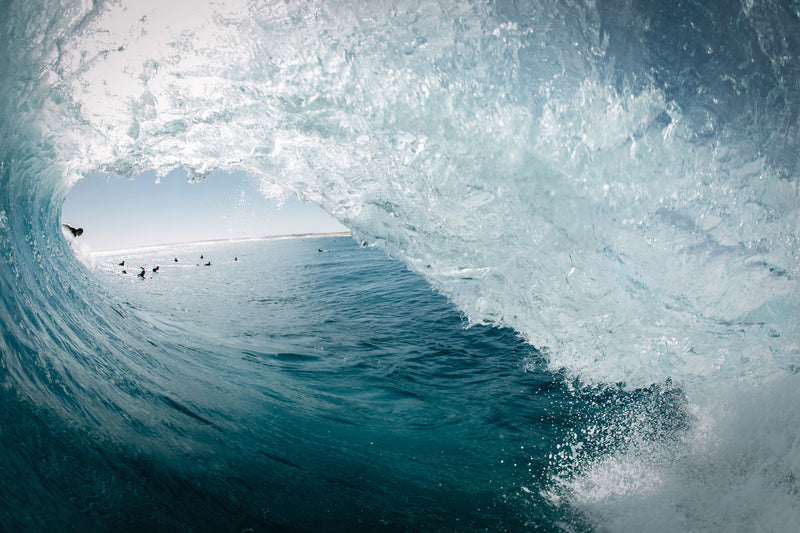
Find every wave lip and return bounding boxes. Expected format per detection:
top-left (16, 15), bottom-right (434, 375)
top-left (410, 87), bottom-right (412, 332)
top-left (30, 0), bottom-right (796, 388)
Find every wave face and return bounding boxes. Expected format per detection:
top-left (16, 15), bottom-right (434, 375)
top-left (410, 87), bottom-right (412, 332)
top-left (1, 0), bottom-right (799, 531)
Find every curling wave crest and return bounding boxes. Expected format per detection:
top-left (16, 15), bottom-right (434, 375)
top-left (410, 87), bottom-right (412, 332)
top-left (11, 0), bottom-right (797, 387)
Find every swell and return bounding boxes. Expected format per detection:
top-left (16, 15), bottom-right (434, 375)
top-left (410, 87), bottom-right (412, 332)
top-left (1, 1), bottom-right (799, 531)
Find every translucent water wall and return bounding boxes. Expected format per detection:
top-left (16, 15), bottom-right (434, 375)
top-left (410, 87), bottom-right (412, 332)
top-left (8, 0), bottom-right (793, 387)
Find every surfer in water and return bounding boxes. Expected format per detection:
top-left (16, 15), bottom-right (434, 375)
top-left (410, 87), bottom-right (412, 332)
top-left (62, 224), bottom-right (83, 238)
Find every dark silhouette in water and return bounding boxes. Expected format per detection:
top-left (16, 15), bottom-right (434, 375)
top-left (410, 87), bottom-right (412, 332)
top-left (62, 224), bottom-right (83, 237)
top-left (204, 261), bottom-right (211, 267)
top-left (200, 254), bottom-right (204, 259)
top-left (152, 266), bottom-right (159, 273)
top-left (118, 260), bottom-right (125, 266)
top-left (138, 267), bottom-right (145, 279)
top-left (174, 257), bottom-right (178, 262)
top-left (121, 270), bottom-right (127, 274)
top-left (234, 257), bottom-right (238, 262)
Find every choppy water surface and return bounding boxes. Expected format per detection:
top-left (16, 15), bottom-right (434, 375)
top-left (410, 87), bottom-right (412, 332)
top-left (104, 237), bottom-right (597, 531)
top-left (5, 236), bottom-right (619, 531)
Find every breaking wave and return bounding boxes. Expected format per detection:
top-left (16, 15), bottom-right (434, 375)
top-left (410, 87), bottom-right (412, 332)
top-left (1, 1), bottom-right (798, 531)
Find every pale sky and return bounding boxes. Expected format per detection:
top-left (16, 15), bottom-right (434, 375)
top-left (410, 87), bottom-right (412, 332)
top-left (61, 168), bottom-right (348, 251)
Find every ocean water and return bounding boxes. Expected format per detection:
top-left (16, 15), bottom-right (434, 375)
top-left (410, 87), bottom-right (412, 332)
top-left (1, 0), bottom-right (799, 531)
top-left (76, 236), bottom-right (596, 531)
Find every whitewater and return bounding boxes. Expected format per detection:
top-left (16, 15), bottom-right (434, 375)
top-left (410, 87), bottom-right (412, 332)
top-left (1, 0), bottom-right (798, 531)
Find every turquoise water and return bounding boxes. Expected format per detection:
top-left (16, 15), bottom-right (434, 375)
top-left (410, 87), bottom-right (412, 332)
top-left (91, 236), bottom-right (590, 531)
top-left (5, 235), bottom-right (627, 531)
top-left (2, 0), bottom-right (799, 531)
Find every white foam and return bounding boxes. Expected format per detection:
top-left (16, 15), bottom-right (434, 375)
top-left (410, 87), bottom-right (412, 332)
top-left (63, 227), bottom-right (96, 269)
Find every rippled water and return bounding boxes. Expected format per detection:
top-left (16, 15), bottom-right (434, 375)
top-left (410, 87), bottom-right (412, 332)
top-left (2, 235), bottom-right (615, 530)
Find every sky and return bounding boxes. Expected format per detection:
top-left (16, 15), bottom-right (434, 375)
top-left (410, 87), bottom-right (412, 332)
top-left (60, 169), bottom-right (349, 251)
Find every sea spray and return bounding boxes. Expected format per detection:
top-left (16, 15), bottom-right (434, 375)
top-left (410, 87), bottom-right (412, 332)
top-left (549, 373), bottom-right (800, 532)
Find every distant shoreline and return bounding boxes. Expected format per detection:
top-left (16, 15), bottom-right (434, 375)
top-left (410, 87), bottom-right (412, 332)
top-left (93, 231), bottom-right (352, 256)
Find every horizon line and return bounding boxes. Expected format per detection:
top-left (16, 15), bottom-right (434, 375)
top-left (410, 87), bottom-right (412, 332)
top-left (92, 231), bottom-right (352, 256)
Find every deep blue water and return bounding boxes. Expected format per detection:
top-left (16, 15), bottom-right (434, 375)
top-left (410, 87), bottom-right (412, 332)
top-left (70, 236), bottom-right (588, 531)
top-left (1, 235), bottom-right (639, 531)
